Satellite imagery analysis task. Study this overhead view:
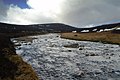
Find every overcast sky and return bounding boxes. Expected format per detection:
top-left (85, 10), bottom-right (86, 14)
top-left (0, 0), bottom-right (120, 28)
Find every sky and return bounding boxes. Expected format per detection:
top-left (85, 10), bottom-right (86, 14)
top-left (0, 0), bottom-right (120, 28)
top-left (4, 0), bottom-right (29, 9)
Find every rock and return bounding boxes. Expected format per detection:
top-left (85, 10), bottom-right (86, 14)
top-left (56, 36), bottom-right (59, 37)
top-left (72, 71), bottom-right (85, 78)
top-left (45, 39), bottom-right (47, 41)
top-left (104, 48), bottom-right (109, 50)
top-left (94, 69), bottom-right (103, 75)
top-left (68, 50), bottom-right (72, 52)
top-left (85, 54), bottom-right (89, 56)
top-left (79, 48), bottom-right (83, 50)
top-left (101, 67), bottom-right (107, 72)
top-left (115, 70), bottom-right (120, 75)
top-left (64, 43), bottom-right (79, 48)
top-left (86, 72), bottom-right (94, 76)
top-left (90, 53), bottom-right (96, 56)
top-left (110, 53), bottom-right (114, 56)
top-left (14, 43), bottom-right (21, 46)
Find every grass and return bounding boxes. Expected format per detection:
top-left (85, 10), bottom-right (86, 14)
top-left (61, 31), bottom-right (120, 45)
top-left (8, 55), bottom-right (39, 80)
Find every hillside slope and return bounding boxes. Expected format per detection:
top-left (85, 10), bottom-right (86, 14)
top-left (0, 22), bottom-right (78, 33)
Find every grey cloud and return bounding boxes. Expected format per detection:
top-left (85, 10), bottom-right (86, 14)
top-left (59, 0), bottom-right (120, 27)
top-left (0, 0), bottom-right (8, 22)
top-left (104, 0), bottom-right (120, 6)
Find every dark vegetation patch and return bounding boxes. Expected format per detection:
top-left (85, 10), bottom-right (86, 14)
top-left (0, 55), bottom-right (17, 80)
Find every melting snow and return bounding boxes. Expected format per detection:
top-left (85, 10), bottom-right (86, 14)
top-left (81, 30), bottom-right (89, 32)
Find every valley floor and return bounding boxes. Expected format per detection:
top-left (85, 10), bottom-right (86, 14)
top-left (13, 33), bottom-right (120, 80)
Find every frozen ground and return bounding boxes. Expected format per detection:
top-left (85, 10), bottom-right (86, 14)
top-left (12, 34), bottom-right (120, 80)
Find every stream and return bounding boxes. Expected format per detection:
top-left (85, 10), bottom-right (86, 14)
top-left (12, 33), bottom-right (120, 80)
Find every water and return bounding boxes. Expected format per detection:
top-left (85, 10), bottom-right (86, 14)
top-left (12, 34), bottom-right (120, 80)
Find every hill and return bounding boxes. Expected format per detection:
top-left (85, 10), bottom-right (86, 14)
top-left (0, 22), bottom-right (78, 33)
top-left (79, 22), bottom-right (120, 33)
top-left (0, 22), bottom-right (120, 33)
